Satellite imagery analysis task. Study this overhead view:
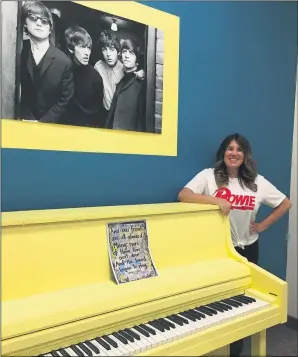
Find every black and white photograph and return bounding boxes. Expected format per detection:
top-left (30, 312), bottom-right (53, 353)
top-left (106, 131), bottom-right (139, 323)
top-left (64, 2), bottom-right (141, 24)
top-left (1, 1), bottom-right (165, 134)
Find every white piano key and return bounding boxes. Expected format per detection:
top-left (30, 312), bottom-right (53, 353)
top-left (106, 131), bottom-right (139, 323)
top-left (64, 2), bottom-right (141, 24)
top-left (176, 314), bottom-right (198, 332)
top-left (160, 322), bottom-right (179, 341)
top-left (136, 326), bottom-right (162, 347)
top-left (81, 341), bottom-right (102, 357)
top-left (131, 327), bottom-right (158, 350)
top-left (108, 336), bottom-right (133, 356)
top-left (116, 332), bottom-right (143, 355)
top-left (64, 347), bottom-right (80, 357)
top-left (129, 329), bottom-right (152, 351)
top-left (144, 323), bottom-right (169, 345)
top-left (94, 341), bottom-right (117, 357)
top-left (89, 340), bottom-right (110, 356)
top-left (143, 323), bottom-right (167, 345)
top-left (163, 318), bottom-right (189, 338)
top-left (107, 334), bottom-right (131, 355)
top-left (71, 345), bottom-right (89, 357)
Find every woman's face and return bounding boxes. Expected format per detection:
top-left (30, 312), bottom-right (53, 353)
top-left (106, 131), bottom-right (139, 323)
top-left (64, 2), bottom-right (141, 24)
top-left (224, 140), bottom-right (245, 170)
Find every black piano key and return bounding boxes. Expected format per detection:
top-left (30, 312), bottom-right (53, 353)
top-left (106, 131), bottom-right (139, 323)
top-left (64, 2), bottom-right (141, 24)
top-left (232, 296), bottom-right (250, 304)
top-left (112, 332), bottom-right (128, 345)
top-left (148, 321), bottom-right (165, 332)
top-left (212, 302), bottom-right (230, 311)
top-left (195, 307), bottom-right (214, 316)
top-left (187, 309), bottom-right (202, 318)
top-left (134, 325), bottom-right (150, 337)
top-left (179, 311), bottom-right (196, 322)
top-left (161, 318), bottom-right (176, 329)
top-left (185, 310), bottom-right (200, 320)
top-left (84, 341), bottom-right (100, 354)
top-left (104, 335), bottom-right (118, 348)
top-left (207, 303), bottom-right (225, 312)
top-left (194, 307), bottom-right (210, 316)
top-left (101, 335), bottom-right (118, 348)
top-left (217, 301), bottom-right (232, 310)
top-left (173, 314), bottom-right (189, 324)
top-left (160, 318), bottom-right (175, 329)
top-left (118, 330), bottom-right (135, 343)
top-left (157, 319), bottom-right (171, 330)
top-left (238, 294), bottom-right (256, 302)
top-left (50, 351), bottom-right (60, 357)
top-left (167, 315), bottom-right (184, 326)
top-left (125, 328), bottom-right (141, 341)
top-left (70, 345), bottom-right (84, 356)
top-left (140, 324), bottom-right (156, 335)
top-left (77, 342), bottom-right (93, 356)
top-left (221, 298), bottom-right (240, 307)
top-left (235, 294), bottom-right (253, 302)
top-left (227, 298), bottom-right (243, 306)
top-left (95, 337), bottom-right (111, 350)
top-left (190, 309), bottom-right (205, 318)
top-left (58, 348), bottom-right (71, 357)
top-left (201, 305), bottom-right (218, 314)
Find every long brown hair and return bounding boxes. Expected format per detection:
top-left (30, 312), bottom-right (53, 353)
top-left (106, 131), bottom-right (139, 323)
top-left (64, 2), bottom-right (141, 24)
top-left (214, 133), bottom-right (258, 192)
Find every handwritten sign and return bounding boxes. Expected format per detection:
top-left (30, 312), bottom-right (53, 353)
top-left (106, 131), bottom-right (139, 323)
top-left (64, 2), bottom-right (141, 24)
top-left (107, 220), bottom-right (158, 284)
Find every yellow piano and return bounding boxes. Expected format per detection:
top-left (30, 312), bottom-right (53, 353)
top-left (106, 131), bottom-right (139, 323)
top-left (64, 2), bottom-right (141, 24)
top-left (1, 203), bottom-right (287, 356)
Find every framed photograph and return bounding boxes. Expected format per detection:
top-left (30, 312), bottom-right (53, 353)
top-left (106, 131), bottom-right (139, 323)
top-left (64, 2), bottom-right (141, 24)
top-left (1, 1), bottom-right (179, 156)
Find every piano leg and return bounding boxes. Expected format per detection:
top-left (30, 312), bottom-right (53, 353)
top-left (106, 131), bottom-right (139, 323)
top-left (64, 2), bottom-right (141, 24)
top-left (251, 329), bottom-right (266, 357)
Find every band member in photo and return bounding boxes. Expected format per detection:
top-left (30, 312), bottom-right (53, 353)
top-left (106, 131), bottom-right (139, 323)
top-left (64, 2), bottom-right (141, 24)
top-left (105, 39), bottom-right (146, 132)
top-left (20, 1), bottom-right (74, 123)
top-left (62, 26), bottom-right (104, 128)
top-left (94, 29), bottom-right (144, 120)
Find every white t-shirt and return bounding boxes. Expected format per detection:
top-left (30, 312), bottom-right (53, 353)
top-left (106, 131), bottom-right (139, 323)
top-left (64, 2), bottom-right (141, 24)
top-left (185, 168), bottom-right (286, 248)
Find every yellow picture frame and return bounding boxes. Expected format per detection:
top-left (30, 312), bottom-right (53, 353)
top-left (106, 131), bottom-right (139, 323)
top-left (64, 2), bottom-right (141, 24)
top-left (1, 1), bottom-right (180, 156)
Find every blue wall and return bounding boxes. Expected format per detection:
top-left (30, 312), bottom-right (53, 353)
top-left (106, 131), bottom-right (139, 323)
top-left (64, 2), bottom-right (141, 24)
top-left (1, 1), bottom-right (297, 279)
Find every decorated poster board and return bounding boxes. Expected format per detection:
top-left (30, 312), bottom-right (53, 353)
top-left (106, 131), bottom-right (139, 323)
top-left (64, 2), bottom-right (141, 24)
top-left (107, 220), bottom-right (158, 284)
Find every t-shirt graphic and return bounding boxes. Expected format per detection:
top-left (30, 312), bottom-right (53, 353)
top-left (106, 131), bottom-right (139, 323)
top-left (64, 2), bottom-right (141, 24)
top-left (214, 187), bottom-right (256, 211)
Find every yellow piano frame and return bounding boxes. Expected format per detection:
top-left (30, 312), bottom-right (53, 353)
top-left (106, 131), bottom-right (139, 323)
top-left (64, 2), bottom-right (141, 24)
top-left (1, 203), bottom-right (287, 356)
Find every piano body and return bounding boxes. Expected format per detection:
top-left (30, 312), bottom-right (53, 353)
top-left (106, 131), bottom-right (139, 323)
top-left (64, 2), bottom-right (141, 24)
top-left (2, 203), bottom-right (287, 356)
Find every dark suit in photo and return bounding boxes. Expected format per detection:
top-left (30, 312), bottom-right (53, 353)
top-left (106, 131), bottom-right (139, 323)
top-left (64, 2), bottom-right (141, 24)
top-left (20, 40), bottom-right (74, 123)
top-left (105, 72), bottom-right (146, 132)
top-left (61, 62), bottom-right (105, 128)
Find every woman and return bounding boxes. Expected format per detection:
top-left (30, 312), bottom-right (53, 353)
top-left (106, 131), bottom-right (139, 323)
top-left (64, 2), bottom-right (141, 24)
top-left (178, 133), bottom-right (291, 356)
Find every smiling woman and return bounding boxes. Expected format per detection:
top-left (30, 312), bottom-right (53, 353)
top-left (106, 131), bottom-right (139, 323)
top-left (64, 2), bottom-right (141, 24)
top-left (178, 132), bottom-right (291, 356)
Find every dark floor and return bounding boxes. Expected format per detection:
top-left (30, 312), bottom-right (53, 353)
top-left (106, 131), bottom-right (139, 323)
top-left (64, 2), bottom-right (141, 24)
top-left (242, 323), bottom-right (297, 356)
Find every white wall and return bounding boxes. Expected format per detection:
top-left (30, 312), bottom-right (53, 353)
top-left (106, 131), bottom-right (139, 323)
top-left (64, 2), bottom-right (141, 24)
top-left (286, 69), bottom-right (297, 319)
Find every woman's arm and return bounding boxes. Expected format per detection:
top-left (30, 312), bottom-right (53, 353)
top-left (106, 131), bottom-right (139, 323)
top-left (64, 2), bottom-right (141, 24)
top-left (178, 188), bottom-right (232, 215)
top-left (250, 197), bottom-right (291, 234)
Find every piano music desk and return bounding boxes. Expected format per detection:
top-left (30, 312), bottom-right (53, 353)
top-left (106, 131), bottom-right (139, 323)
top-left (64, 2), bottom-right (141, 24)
top-left (1, 203), bottom-right (287, 356)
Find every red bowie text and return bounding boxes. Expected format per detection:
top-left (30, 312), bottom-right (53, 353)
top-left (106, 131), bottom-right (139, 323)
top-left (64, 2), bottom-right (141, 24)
top-left (214, 187), bottom-right (255, 211)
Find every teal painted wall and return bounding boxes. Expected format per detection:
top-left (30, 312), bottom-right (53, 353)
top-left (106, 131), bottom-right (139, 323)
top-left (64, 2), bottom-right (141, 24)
top-left (1, 1), bottom-right (297, 279)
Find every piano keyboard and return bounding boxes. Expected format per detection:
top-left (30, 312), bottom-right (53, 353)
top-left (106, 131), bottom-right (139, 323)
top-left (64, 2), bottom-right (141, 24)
top-left (41, 294), bottom-right (269, 357)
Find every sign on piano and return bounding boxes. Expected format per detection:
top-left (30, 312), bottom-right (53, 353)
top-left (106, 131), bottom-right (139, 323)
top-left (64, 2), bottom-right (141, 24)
top-left (107, 220), bottom-right (158, 284)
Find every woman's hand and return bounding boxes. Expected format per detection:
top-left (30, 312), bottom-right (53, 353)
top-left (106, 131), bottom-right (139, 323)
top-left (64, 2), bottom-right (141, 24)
top-left (250, 221), bottom-right (266, 235)
top-left (216, 198), bottom-right (232, 216)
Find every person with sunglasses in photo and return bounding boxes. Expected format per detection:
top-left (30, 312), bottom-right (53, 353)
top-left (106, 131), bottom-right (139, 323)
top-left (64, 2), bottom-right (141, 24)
top-left (20, 1), bottom-right (74, 124)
